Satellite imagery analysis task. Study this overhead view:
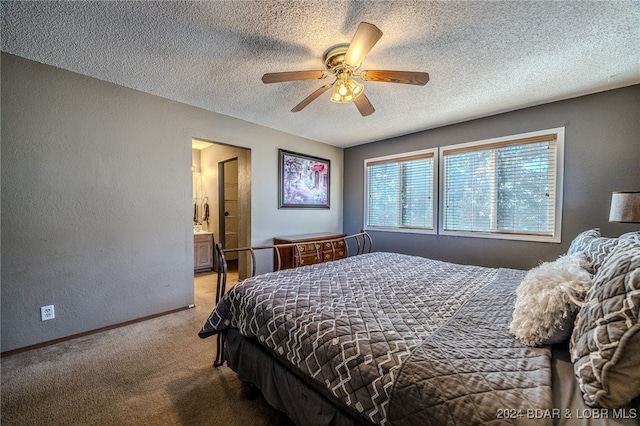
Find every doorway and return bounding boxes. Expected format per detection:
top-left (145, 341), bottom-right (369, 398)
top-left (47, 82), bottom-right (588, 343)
top-left (191, 139), bottom-right (251, 298)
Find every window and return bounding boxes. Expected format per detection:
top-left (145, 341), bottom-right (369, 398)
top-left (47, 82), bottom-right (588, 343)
top-left (364, 149), bottom-right (437, 233)
top-left (440, 128), bottom-right (564, 242)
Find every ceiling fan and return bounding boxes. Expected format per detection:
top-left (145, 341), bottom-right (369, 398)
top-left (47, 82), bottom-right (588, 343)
top-left (261, 22), bottom-right (430, 116)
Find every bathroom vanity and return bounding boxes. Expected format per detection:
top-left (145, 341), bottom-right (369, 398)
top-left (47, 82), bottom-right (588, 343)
top-left (194, 230), bottom-right (214, 272)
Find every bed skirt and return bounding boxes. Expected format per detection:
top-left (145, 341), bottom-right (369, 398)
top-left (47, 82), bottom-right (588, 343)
top-left (224, 328), bottom-right (374, 426)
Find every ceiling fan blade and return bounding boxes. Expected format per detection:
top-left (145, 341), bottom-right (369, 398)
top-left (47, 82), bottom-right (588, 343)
top-left (353, 93), bottom-right (375, 116)
top-left (291, 83), bottom-right (333, 112)
top-left (360, 70), bottom-right (430, 86)
top-left (343, 22), bottom-right (383, 68)
top-left (262, 71), bottom-right (326, 84)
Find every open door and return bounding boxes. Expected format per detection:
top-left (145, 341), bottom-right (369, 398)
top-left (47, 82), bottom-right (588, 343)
top-left (218, 158), bottom-right (239, 264)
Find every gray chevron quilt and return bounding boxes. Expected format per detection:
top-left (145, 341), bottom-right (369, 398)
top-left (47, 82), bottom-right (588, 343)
top-left (199, 252), bottom-right (553, 425)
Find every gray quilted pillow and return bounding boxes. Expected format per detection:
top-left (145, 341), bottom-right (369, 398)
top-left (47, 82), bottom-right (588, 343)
top-left (570, 239), bottom-right (640, 408)
top-left (620, 231), bottom-right (640, 244)
top-left (567, 228), bottom-right (621, 273)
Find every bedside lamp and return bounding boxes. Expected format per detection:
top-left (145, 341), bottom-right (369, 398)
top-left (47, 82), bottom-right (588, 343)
top-left (609, 191), bottom-right (640, 223)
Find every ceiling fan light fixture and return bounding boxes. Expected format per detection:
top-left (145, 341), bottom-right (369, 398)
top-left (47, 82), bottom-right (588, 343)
top-left (330, 74), bottom-right (364, 104)
top-left (261, 21), bottom-right (429, 115)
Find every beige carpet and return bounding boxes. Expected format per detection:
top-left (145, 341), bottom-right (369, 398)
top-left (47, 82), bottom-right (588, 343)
top-left (1, 271), bottom-right (294, 426)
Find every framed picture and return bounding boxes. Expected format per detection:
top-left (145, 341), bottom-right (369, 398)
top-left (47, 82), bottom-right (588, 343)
top-left (279, 149), bottom-right (330, 209)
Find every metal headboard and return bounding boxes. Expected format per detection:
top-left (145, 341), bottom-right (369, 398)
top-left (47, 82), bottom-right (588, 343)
top-left (212, 230), bottom-right (372, 367)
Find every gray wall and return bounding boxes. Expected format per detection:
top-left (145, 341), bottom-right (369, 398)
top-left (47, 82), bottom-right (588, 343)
top-left (344, 85), bottom-right (640, 270)
top-left (1, 53), bottom-right (343, 352)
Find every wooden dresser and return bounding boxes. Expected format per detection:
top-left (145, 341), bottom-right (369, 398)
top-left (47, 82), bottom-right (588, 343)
top-left (273, 232), bottom-right (347, 270)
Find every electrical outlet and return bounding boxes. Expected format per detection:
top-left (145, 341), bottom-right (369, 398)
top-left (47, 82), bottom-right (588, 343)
top-left (41, 305), bottom-right (55, 321)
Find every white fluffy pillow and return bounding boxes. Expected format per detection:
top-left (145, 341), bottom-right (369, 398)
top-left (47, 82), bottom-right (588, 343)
top-left (510, 255), bottom-right (593, 347)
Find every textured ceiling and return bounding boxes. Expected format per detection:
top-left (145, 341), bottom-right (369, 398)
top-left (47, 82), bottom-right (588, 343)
top-left (2, 1), bottom-right (639, 147)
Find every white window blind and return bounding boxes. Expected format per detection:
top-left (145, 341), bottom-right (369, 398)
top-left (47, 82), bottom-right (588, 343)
top-left (441, 130), bottom-right (563, 241)
top-left (365, 151), bottom-right (435, 231)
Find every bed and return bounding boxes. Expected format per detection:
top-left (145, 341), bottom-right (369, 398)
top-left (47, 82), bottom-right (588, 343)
top-left (199, 230), bottom-right (640, 425)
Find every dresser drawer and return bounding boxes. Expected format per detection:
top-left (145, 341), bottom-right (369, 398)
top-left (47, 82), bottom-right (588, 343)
top-left (296, 243), bottom-right (321, 256)
top-left (322, 239), bottom-right (345, 250)
top-left (322, 250), bottom-right (346, 262)
top-left (323, 246), bottom-right (346, 261)
top-left (296, 254), bottom-right (319, 267)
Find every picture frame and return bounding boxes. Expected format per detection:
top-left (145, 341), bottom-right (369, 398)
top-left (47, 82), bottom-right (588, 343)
top-left (278, 149), bottom-right (330, 209)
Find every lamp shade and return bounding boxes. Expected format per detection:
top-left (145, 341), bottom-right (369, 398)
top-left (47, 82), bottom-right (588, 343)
top-left (609, 191), bottom-right (640, 223)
